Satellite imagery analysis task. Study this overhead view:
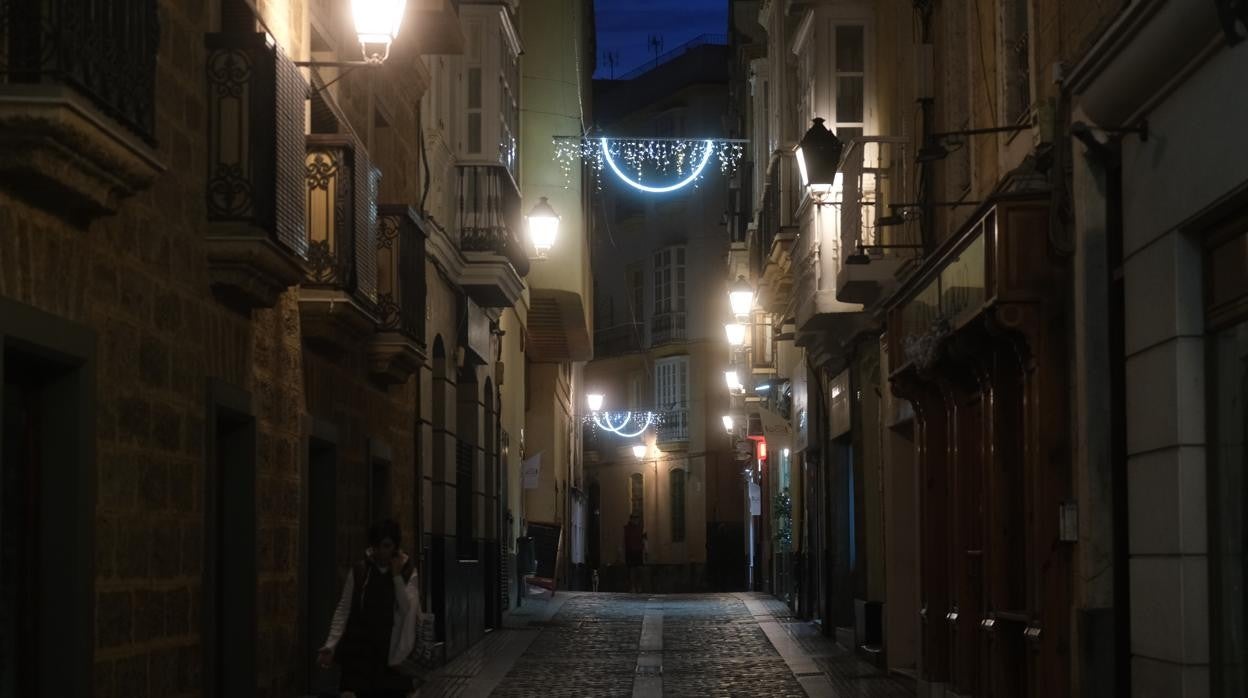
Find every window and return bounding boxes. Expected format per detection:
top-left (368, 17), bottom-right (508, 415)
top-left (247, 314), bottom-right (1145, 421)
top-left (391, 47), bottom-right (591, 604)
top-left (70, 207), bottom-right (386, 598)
top-left (629, 473), bottom-right (644, 521)
top-left (465, 20), bottom-right (483, 155)
top-left (669, 469), bottom-right (686, 542)
top-left (653, 246), bottom-right (686, 314)
top-left (654, 356), bottom-right (689, 411)
top-left (655, 356), bottom-right (690, 441)
top-left (832, 24), bottom-right (866, 144)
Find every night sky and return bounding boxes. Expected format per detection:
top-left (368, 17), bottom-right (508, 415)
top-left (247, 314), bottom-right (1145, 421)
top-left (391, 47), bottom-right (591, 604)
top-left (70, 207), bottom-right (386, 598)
top-left (593, 0), bottom-right (728, 79)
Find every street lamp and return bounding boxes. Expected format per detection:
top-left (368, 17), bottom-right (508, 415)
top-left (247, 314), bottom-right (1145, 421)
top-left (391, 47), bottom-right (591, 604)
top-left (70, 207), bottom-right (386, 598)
top-left (527, 197), bottom-right (560, 257)
top-left (795, 117), bottom-right (845, 189)
top-left (586, 392), bottom-right (604, 412)
top-left (632, 444), bottom-right (648, 460)
top-left (722, 415), bottom-right (735, 433)
top-left (724, 369), bottom-right (743, 392)
top-left (351, 0), bottom-right (407, 64)
top-left (724, 322), bottom-right (747, 347)
top-left (729, 276), bottom-right (754, 317)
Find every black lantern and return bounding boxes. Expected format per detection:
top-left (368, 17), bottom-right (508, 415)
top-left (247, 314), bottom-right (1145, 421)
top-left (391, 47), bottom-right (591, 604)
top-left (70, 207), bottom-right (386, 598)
top-left (795, 118), bottom-right (844, 187)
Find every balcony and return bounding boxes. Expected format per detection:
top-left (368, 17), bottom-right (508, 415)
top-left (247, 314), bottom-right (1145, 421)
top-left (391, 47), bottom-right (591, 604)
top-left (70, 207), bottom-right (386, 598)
top-left (204, 32), bottom-right (309, 310)
top-left (594, 322), bottom-right (645, 357)
top-left (369, 205), bottom-right (428, 384)
top-left (650, 312), bottom-right (687, 346)
top-left (299, 134), bottom-right (381, 354)
top-left (835, 137), bottom-right (922, 305)
top-left (454, 163), bottom-right (528, 308)
top-left (656, 409), bottom-right (689, 446)
top-left (0, 0), bottom-right (162, 225)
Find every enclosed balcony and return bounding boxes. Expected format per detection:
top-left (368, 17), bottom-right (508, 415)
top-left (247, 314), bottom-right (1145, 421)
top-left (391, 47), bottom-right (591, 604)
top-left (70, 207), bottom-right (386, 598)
top-left (299, 134), bottom-right (381, 354)
top-left (204, 32), bottom-right (309, 309)
top-left (0, 0), bottom-right (163, 224)
top-left (454, 163), bottom-right (528, 307)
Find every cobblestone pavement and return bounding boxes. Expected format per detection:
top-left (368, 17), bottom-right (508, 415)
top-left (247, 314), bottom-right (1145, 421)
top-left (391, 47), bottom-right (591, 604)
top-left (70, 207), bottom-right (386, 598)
top-left (415, 592), bottom-right (914, 697)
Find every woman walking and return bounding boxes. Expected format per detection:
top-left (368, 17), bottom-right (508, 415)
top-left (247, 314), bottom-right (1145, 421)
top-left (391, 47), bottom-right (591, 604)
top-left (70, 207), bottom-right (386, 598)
top-left (318, 519), bottom-right (421, 698)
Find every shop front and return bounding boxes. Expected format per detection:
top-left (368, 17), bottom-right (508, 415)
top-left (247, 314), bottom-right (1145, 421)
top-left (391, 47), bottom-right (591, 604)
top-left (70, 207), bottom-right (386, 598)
top-left (887, 194), bottom-right (1072, 697)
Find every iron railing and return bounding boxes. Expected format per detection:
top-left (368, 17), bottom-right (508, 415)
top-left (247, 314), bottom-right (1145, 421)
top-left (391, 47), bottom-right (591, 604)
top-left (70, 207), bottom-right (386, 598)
top-left (656, 409), bottom-right (689, 443)
top-left (837, 137), bottom-right (918, 261)
top-left (650, 311), bottom-right (686, 345)
top-left (305, 135), bottom-right (380, 307)
top-left (206, 32), bottom-right (308, 257)
top-left (456, 163), bottom-right (528, 273)
top-left (594, 322), bottom-right (645, 357)
top-left (376, 206), bottom-right (427, 343)
top-left (0, 0), bottom-right (159, 141)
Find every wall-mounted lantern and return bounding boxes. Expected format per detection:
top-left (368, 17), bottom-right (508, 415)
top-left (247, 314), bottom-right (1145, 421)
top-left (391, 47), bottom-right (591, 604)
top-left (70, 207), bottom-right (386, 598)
top-left (795, 117), bottom-right (844, 188)
top-left (527, 197), bottom-right (560, 258)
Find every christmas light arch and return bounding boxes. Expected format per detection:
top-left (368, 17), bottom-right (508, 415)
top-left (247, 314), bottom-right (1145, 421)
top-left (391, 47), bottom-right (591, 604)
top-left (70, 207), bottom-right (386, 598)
top-left (552, 136), bottom-right (745, 192)
top-left (599, 138), bottom-right (715, 193)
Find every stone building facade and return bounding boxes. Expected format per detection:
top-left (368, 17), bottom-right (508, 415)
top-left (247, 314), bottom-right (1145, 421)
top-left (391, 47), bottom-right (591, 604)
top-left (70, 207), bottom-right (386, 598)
top-left (583, 42), bottom-right (743, 593)
top-left (722, 0), bottom-right (1228, 697)
top-left (0, 0), bottom-right (592, 696)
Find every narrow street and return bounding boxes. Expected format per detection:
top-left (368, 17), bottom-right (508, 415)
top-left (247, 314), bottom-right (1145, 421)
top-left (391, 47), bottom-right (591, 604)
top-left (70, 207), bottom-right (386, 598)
top-left (418, 593), bottom-right (914, 697)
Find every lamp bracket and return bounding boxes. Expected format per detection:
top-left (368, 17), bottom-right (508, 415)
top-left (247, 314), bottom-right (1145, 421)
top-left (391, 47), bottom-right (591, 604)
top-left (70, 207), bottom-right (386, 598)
top-left (294, 60), bottom-right (379, 68)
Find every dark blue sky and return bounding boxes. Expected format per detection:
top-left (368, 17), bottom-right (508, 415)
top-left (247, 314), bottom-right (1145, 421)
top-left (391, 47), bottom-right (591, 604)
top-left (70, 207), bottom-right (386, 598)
top-left (593, 0), bottom-right (728, 79)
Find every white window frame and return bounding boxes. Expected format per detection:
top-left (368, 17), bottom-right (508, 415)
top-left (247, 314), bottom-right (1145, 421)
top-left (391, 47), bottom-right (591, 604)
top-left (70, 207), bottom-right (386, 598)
top-left (654, 356), bottom-right (689, 412)
top-left (652, 246), bottom-right (686, 315)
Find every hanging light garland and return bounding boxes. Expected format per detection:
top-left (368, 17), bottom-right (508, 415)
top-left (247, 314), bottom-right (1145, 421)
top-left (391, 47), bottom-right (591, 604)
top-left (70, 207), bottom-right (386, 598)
top-left (582, 410), bottom-right (667, 438)
top-left (553, 136), bottom-right (745, 192)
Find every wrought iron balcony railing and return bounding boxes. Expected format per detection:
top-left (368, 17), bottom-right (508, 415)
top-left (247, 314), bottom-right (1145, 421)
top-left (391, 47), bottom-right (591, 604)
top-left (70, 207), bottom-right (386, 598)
top-left (305, 134), bottom-right (380, 308)
top-left (656, 409), bottom-right (689, 443)
top-left (0, 0), bottom-right (159, 141)
top-left (206, 32), bottom-right (308, 258)
top-left (594, 322), bottom-right (644, 357)
top-left (455, 163), bottom-right (529, 274)
top-left (650, 311), bottom-right (686, 346)
top-left (376, 206), bottom-right (427, 344)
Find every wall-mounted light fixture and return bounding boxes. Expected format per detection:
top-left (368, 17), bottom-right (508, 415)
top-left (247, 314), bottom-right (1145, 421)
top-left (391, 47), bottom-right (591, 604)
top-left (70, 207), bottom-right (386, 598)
top-left (527, 196), bottom-right (560, 258)
top-left (795, 117), bottom-right (844, 188)
top-left (728, 276), bottom-right (754, 317)
top-left (297, 0), bottom-right (409, 67)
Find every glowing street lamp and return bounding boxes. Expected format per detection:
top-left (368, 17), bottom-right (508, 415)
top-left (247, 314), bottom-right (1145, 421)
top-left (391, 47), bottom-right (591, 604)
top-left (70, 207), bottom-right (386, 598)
top-left (527, 197), bottom-right (560, 257)
top-left (729, 276), bottom-right (754, 317)
top-left (724, 322), bottom-right (747, 347)
top-left (721, 415), bottom-right (735, 433)
top-left (586, 392), bottom-right (604, 412)
top-left (795, 117), bottom-right (845, 188)
top-left (632, 444), bottom-right (648, 460)
top-left (351, 0), bottom-right (407, 63)
top-left (724, 370), bottom-right (742, 392)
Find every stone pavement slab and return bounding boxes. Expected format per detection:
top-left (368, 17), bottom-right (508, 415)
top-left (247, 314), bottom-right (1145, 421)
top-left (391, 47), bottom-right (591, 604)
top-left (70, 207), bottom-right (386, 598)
top-left (410, 592), bottom-right (914, 697)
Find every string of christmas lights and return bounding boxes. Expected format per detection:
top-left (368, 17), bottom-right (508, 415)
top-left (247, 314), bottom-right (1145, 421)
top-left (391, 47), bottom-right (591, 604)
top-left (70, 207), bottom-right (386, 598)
top-left (553, 137), bottom-right (745, 192)
top-left (581, 410), bottom-right (668, 438)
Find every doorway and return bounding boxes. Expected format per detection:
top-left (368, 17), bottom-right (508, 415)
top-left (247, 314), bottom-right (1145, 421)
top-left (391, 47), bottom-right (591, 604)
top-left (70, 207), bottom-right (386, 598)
top-left (304, 432), bottom-right (338, 694)
top-left (204, 384), bottom-right (257, 697)
top-left (0, 301), bottom-right (94, 698)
